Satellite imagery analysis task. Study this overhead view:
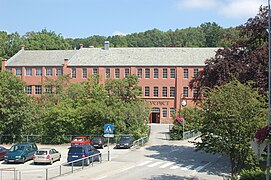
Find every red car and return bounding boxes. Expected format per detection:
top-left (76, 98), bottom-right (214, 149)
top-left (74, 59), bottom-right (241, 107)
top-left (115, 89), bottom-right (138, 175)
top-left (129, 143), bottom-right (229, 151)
top-left (0, 146), bottom-right (9, 160)
top-left (71, 136), bottom-right (90, 146)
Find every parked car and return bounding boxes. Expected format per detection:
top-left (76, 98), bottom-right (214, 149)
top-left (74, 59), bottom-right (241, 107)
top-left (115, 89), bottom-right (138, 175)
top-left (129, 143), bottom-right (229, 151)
top-left (67, 145), bottom-right (101, 165)
top-left (71, 136), bottom-right (90, 146)
top-left (116, 135), bottom-right (134, 149)
top-left (91, 136), bottom-right (107, 149)
top-left (0, 146), bottom-right (9, 161)
top-left (4, 142), bottom-right (38, 163)
top-left (33, 148), bottom-right (61, 165)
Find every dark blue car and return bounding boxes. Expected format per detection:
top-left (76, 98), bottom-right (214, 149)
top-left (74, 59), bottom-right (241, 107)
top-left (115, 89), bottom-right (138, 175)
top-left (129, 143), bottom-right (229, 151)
top-left (67, 145), bottom-right (101, 165)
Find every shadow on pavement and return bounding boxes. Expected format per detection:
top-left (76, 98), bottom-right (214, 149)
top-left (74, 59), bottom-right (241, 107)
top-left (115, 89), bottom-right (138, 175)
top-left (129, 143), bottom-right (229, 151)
top-left (145, 145), bottom-right (230, 177)
top-left (143, 174), bottom-right (198, 180)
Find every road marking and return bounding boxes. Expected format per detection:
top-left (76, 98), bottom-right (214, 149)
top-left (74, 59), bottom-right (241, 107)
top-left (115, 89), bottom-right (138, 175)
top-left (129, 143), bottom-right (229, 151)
top-left (120, 165), bottom-right (136, 172)
top-left (194, 162), bottom-right (211, 172)
top-left (137, 160), bottom-right (152, 166)
top-left (170, 165), bottom-right (180, 170)
top-left (148, 162), bottom-right (163, 167)
top-left (94, 176), bottom-right (107, 180)
top-left (159, 162), bottom-right (175, 168)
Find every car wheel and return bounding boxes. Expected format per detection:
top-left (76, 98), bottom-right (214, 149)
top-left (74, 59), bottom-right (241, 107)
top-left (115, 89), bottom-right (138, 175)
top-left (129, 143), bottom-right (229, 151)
top-left (85, 158), bottom-right (90, 166)
top-left (22, 157), bottom-right (26, 164)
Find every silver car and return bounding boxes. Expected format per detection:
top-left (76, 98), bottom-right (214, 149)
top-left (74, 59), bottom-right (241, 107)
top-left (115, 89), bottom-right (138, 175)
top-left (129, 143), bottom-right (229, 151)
top-left (33, 148), bottom-right (61, 165)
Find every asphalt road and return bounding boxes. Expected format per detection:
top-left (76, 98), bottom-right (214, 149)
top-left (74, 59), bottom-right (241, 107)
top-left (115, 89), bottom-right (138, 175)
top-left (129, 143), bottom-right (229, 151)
top-left (0, 124), bottom-right (231, 180)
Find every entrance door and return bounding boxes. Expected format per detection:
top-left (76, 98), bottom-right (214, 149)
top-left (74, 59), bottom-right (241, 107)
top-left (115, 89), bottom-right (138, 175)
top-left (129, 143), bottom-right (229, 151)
top-left (150, 108), bottom-right (160, 123)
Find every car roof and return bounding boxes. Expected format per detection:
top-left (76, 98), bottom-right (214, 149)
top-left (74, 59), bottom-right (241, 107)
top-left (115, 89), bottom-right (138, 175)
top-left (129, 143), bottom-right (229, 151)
top-left (73, 136), bottom-right (88, 138)
top-left (14, 142), bottom-right (36, 145)
top-left (37, 148), bottom-right (53, 151)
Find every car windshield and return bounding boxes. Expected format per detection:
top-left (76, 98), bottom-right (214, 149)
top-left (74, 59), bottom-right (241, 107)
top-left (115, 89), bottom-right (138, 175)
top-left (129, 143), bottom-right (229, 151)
top-left (36, 151), bottom-right (47, 155)
top-left (119, 136), bottom-right (131, 142)
top-left (10, 145), bottom-right (25, 152)
top-left (91, 137), bottom-right (101, 142)
top-left (73, 138), bottom-right (83, 141)
top-left (69, 147), bottom-right (84, 153)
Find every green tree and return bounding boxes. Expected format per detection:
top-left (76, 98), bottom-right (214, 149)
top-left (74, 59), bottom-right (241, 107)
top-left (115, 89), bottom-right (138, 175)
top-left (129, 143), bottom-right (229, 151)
top-left (0, 71), bottom-right (35, 141)
top-left (200, 22), bottom-right (222, 47)
top-left (22, 29), bottom-right (71, 50)
top-left (194, 81), bottom-right (265, 176)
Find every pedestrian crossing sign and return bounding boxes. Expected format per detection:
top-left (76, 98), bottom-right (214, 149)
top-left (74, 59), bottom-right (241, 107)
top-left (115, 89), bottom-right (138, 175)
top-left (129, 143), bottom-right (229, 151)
top-left (104, 124), bottom-right (114, 134)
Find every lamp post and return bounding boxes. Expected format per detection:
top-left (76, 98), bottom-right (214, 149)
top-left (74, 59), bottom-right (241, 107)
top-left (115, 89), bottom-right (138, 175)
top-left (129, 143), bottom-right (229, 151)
top-left (267, 0), bottom-right (271, 179)
top-left (181, 100), bottom-right (187, 140)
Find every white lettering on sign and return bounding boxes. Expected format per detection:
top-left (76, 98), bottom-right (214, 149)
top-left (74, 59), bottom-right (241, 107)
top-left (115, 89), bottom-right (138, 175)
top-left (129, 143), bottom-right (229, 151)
top-left (146, 101), bottom-right (169, 106)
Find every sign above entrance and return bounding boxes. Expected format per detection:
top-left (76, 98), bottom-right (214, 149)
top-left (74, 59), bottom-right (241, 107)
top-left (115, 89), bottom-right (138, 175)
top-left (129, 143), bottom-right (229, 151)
top-left (146, 101), bottom-right (169, 106)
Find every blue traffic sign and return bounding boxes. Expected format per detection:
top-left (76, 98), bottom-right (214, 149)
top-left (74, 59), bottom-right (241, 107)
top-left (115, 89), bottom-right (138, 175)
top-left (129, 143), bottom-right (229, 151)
top-left (104, 124), bottom-right (114, 134)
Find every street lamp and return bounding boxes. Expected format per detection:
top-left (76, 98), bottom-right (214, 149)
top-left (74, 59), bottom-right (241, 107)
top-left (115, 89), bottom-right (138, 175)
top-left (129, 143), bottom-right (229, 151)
top-left (267, 0), bottom-right (271, 179)
top-left (181, 100), bottom-right (187, 140)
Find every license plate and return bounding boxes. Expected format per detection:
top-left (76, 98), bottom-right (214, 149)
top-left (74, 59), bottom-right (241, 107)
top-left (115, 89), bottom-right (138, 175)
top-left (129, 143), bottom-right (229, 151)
top-left (9, 160), bottom-right (14, 162)
top-left (120, 145), bottom-right (124, 147)
top-left (72, 156), bottom-right (78, 158)
top-left (94, 145), bottom-right (98, 147)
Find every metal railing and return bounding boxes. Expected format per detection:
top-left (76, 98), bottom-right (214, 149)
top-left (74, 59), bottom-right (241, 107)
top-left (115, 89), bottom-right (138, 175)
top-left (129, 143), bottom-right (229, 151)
top-left (5, 153), bottom-right (102, 180)
top-left (0, 168), bottom-right (20, 180)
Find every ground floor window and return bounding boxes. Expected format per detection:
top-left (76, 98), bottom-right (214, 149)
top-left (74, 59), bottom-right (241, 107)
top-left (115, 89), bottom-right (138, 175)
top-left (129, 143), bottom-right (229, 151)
top-left (162, 108), bottom-right (167, 117)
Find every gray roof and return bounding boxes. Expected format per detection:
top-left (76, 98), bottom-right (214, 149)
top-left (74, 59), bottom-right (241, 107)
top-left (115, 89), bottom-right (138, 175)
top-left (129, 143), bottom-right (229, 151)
top-left (6, 50), bottom-right (77, 66)
top-left (6, 47), bottom-right (218, 67)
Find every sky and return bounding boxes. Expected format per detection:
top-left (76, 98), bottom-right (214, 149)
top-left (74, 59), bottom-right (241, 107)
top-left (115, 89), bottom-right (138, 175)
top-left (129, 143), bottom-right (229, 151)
top-left (0, 0), bottom-right (267, 38)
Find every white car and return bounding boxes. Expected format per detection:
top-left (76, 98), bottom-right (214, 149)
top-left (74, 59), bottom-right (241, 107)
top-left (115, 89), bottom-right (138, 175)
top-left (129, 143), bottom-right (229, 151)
top-left (33, 148), bottom-right (61, 165)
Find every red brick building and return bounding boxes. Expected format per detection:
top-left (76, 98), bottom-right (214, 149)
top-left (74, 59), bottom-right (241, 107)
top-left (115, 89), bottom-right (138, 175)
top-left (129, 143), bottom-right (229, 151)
top-left (1, 42), bottom-right (217, 124)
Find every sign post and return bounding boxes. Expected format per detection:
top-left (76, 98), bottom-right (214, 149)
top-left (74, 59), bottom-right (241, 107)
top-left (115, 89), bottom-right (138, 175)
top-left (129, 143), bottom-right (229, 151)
top-left (104, 124), bottom-right (114, 161)
top-left (176, 116), bottom-right (182, 139)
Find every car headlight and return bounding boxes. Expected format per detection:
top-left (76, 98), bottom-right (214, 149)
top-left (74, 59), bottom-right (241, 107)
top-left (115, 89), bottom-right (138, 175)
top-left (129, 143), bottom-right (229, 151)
top-left (124, 143), bottom-right (129, 146)
top-left (4, 156), bottom-right (8, 158)
top-left (15, 156), bottom-right (21, 158)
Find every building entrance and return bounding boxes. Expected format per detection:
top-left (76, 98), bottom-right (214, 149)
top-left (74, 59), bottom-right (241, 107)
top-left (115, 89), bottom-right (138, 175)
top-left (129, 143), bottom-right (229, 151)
top-left (150, 107), bottom-right (160, 123)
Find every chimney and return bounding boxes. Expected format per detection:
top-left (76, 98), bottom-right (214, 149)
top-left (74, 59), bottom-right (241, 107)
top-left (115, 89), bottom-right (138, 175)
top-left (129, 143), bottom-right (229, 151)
top-left (63, 58), bottom-right (69, 75)
top-left (104, 41), bottom-right (109, 50)
top-left (79, 44), bottom-right (83, 49)
top-left (1, 58), bottom-right (7, 71)
top-left (20, 44), bottom-right (25, 50)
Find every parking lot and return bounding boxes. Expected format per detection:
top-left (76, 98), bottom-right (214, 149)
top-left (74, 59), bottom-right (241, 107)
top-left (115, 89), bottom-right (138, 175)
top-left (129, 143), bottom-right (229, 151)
top-left (0, 143), bottom-right (131, 180)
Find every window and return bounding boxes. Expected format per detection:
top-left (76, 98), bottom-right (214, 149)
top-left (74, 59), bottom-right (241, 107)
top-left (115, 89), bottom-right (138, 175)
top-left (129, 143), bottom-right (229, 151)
top-left (45, 85), bottom-right (52, 94)
top-left (72, 68), bottom-right (76, 78)
top-left (56, 68), bottom-right (63, 76)
top-left (35, 85), bottom-right (42, 94)
top-left (162, 87), bottom-right (167, 97)
top-left (170, 68), bottom-right (175, 78)
top-left (106, 68), bottom-right (110, 78)
top-left (170, 108), bottom-right (175, 117)
top-left (82, 68), bottom-right (87, 78)
top-left (184, 69), bottom-right (188, 78)
top-left (194, 68), bottom-right (199, 77)
top-left (163, 68), bottom-right (167, 78)
top-left (36, 68), bottom-right (42, 76)
top-left (46, 68), bottom-right (52, 76)
top-left (170, 87), bottom-right (175, 97)
top-left (125, 68), bottom-right (130, 77)
top-left (26, 68), bottom-right (32, 76)
top-left (115, 68), bottom-right (120, 78)
top-left (25, 86), bottom-right (32, 94)
top-left (154, 87), bottom-right (158, 97)
top-left (145, 68), bottom-right (150, 78)
top-left (93, 68), bottom-right (98, 74)
top-left (145, 87), bottom-right (150, 97)
top-left (137, 68), bottom-right (142, 78)
top-left (193, 89), bottom-right (198, 97)
top-left (16, 68), bottom-right (22, 76)
top-left (162, 108), bottom-right (167, 117)
top-left (183, 87), bottom-right (188, 97)
top-left (154, 68), bottom-right (158, 78)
